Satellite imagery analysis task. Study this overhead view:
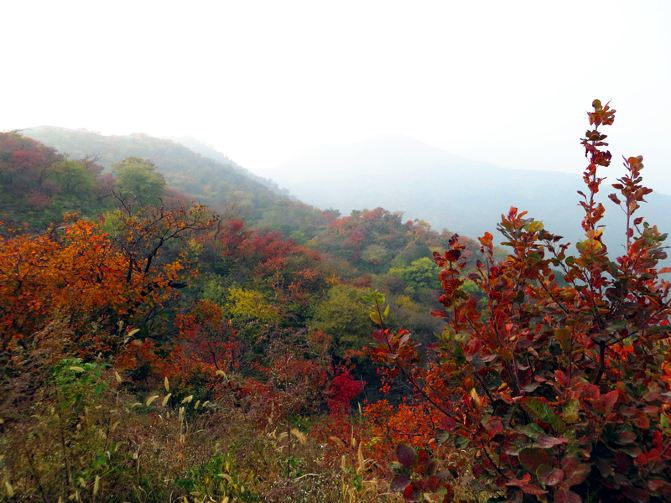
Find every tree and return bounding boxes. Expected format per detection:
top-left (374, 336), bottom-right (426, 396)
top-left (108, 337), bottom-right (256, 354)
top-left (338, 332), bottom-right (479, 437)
top-left (387, 257), bottom-right (440, 296)
top-left (174, 299), bottom-right (240, 374)
top-left (309, 284), bottom-right (371, 356)
top-left (0, 133), bottom-right (110, 228)
top-left (0, 220), bottom-right (130, 357)
top-left (369, 101), bottom-right (671, 502)
top-left (104, 203), bottom-right (217, 290)
top-left (223, 286), bottom-right (281, 340)
top-left (113, 157), bottom-right (166, 209)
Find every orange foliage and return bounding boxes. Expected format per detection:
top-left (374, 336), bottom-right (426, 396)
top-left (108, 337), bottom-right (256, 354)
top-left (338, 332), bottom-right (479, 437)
top-left (1, 221), bottom-right (128, 353)
top-left (0, 215), bottom-right (196, 359)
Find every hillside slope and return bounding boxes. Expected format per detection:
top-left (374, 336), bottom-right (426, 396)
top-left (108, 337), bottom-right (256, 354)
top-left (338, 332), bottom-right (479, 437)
top-left (23, 126), bottom-right (327, 239)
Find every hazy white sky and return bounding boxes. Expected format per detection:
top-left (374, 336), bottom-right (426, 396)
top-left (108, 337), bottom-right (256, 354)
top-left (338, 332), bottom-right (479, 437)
top-left (2, 1), bottom-right (670, 189)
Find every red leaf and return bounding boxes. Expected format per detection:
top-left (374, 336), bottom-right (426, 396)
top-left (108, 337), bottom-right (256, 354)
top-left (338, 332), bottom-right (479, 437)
top-left (617, 431), bottom-right (637, 444)
top-left (601, 390), bottom-right (618, 414)
top-left (537, 466), bottom-right (564, 486)
top-left (555, 488), bottom-right (582, 503)
top-left (608, 193), bottom-right (621, 205)
top-left (445, 249), bottom-right (461, 262)
top-left (396, 443), bottom-right (418, 468)
top-left (391, 474), bottom-right (410, 492)
top-left (521, 483), bottom-right (548, 496)
top-left (562, 457), bottom-right (591, 486)
top-left (479, 232), bottom-right (494, 249)
top-left (505, 472), bottom-right (531, 487)
top-left (403, 482), bottom-right (419, 501)
top-left (536, 435), bottom-right (568, 448)
top-left (484, 417), bottom-right (504, 438)
top-left (519, 448), bottom-right (553, 472)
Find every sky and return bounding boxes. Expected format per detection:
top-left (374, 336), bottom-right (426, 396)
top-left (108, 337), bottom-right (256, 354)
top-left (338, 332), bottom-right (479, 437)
top-left (2, 1), bottom-right (670, 190)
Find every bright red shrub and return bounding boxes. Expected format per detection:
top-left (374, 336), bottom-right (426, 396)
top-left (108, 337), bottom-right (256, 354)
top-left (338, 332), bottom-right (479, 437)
top-left (326, 367), bottom-right (365, 415)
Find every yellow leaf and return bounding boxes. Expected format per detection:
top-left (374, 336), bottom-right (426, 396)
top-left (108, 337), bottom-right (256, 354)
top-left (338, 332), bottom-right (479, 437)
top-left (470, 388), bottom-right (482, 408)
top-left (357, 441), bottom-right (365, 472)
top-left (161, 394), bottom-right (172, 407)
top-left (145, 395), bottom-right (159, 407)
top-left (164, 376), bottom-right (170, 392)
top-left (554, 327), bottom-right (571, 352)
top-left (219, 473), bottom-right (234, 484)
top-left (291, 428), bottom-right (307, 445)
top-left (329, 436), bottom-right (345, 449)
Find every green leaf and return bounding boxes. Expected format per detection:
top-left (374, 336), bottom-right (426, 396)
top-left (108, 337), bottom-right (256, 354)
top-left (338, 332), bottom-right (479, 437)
top-left (522, 397), bottom-right (565, 432)
top-left (561, 400), bottom-right (580, 424)
top-left (435, 430), bottom-right (450, 445)
top-left (515, 423), bottom-right (546, 439)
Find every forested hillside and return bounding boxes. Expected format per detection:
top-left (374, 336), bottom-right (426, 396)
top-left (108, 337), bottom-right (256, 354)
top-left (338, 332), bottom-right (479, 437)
top-left (2, 101), bottom-right (671, 502)
top-left (23, 126), bottom-right (328, 241)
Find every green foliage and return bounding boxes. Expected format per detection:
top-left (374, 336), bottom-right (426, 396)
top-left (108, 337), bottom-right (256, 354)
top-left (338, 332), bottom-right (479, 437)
top-left (201, 274), bottom-right (232, 306)
top-left (176, 453), bottom-right (260, 501)
top-left (362, 289), bottom-right (390, 326)
top-left (225, 287), bottom-right (281, 326)
top-left (112, 157), bottom-right (166, 208)
top-left (361, 244), bottom-right (392, 266)
top-left (52, 358), bottom-right (107, 412)
top-left (309, 284), bottom-right (371, 354)
top-left (0, 132), bottom-right (111, 229)
top-left (387, 257), bottom-right (439, 296)
top-left (46, 160), bottom-right (98, 213)
top-left (24, 126), bottom-right (332, 233)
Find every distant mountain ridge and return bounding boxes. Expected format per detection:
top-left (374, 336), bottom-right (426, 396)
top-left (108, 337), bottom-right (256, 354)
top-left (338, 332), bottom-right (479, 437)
top-left (22, 126), bottom-right (327, 239)
top-left (270, 135), bottom-right (671, 252)
top-left (171, 135), bottom-right (288, 195)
